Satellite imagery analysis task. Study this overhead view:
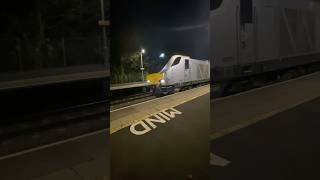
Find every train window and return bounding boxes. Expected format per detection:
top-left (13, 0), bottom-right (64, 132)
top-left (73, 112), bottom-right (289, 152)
top-left (185, 59), bottom-right (190, 69)
top-left (210, 0), bottom-right (223, 10)
top-left (240, 0), bottom-right (253, 24)
top-left (172, 57), bottom-right (181, 67)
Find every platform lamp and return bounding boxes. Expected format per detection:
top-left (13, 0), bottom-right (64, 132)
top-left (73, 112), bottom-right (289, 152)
top-left (159, 53), bottom-right (165, 59)
top-left (140, 48), bottom-right (146, 82)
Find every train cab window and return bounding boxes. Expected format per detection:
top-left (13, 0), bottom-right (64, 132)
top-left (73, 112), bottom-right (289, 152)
top-left (185, 59), bottom-right (190, 69)
top-left (210, 0), bottom-right (223, 10)
top-left (240, 0), bottom-right (253, 24)
top-left (172, 57), bottom-right (181, 67)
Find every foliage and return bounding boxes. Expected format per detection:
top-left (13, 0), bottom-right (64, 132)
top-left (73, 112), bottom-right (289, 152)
top-left (111, 51), bottom-right (151, 84)
top-left (0, 0), bottom-right (108, 73)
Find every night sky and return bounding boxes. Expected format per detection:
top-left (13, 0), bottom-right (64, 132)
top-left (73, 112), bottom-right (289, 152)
top-left (111, 0), bottom-right (210, 70)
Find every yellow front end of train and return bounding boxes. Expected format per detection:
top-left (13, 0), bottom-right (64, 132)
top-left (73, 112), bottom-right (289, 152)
top-left (146, 73), bottom-right (165, 86)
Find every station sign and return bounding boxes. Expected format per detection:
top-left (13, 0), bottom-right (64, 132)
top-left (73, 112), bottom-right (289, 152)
top-left (98, 20), bottom-right (110, 27)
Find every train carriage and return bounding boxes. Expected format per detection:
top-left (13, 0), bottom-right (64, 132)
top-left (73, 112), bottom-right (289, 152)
top-left (210, 0), bottom-right (320, 95)
top-left (147, 55), bottom-right (210, 96)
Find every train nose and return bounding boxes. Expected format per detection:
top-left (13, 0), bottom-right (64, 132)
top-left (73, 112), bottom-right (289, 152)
top-left (146, 73), bottom-right (165, 85)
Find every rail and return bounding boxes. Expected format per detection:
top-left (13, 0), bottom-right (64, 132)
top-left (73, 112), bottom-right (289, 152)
top-left (110, 81), bottom-right (149, 91)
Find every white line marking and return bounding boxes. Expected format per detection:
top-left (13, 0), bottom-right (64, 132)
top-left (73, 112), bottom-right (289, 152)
top-left (0, 129), bottom-right (109, 161)
top-left (213, 71), bottom-right (320, 102)
top-left (129, 108), bottom-right (183, 135)
top-left (210, 153), bottom-right (230, 167)
top-left (111, 85), bottom-right (209, 112)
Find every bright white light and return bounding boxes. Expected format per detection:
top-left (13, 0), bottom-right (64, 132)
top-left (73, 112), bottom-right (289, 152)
top-left (141, 48), bottom-right (146, 54)
top-left (147, 80), bottom-right (151, 83)
top-left (160, 79), bottom-right (165, 84)
top-left (159, 53), bottom-right (165, 58)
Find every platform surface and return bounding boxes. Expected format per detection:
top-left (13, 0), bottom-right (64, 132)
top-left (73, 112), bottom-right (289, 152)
top-left (111, 93), bottom-right (210, 180)
top-left (211, 72), bottom-right (320, 139)
top-left (0, 130), bottom-right (109, 180)
top-left (211, 96), bottom-right (320, 179)
top-left (110, 85), bottom-right (209, 133)
top-left (0, 65), bottom-right (109, 90)
top-left (210, 72), bottom-right (320, 179)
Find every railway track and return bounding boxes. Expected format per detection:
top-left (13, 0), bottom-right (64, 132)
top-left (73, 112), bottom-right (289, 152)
top-left (110, 83), bottom-right (211, 111)
top-left (110, 92), bottom-right (156, 110)
top-left (110, 92), bottom-right (154, 106)
top-left (0, 100), bottom-right (108, 157)
top-left (110, 67), bottom-right (320, 110)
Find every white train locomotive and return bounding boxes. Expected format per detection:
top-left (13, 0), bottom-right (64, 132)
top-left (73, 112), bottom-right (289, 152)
top-left (210, 0), bottom-right (320, 95)
top-left (147, 55), bottom-right (210, 95)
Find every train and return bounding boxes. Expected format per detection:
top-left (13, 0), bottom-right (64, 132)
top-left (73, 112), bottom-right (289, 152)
top-left (147, 55), bottom-right (210, 96)
top-left (210, 0), bottom-right (320, 96)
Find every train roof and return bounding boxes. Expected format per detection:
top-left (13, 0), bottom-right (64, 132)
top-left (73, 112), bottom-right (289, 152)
top-left (159, 55), bottom-right (209, 72)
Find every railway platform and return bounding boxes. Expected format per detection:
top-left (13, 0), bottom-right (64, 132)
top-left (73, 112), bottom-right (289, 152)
top-left (110, 84), bottom-right (209, 133)
top-left (211, 72), bottom-right (320, 179)
top-left (0, 65), bottom-right (109, 90)
top-left (111, 84), bottom-right (210, 179)
top-left (1, 71), bottom-right (319, 179)
top-left (0, 130), bottom-right (109, 180)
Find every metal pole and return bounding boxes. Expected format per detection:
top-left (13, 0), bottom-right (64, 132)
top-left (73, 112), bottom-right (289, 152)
top-left (16, 38), bottom-right (23, 71)
top-left (61, 37), bottom-right (67, 67)
top-left (140, 52), bottom-right (144, 82)
top-left (100, 0), bottom-right (108, 68)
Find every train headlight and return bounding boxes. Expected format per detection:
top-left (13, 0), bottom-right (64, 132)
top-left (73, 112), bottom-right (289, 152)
top-left (147, 80), bottom-right (151, 83)
top-left (160, 79), bottom-right (165, 84)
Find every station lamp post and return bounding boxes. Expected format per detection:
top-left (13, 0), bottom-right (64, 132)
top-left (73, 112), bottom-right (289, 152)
top-left (159, 53), bottom-right (165, 59)
top-left (140, 48), bottom-right (146, 82)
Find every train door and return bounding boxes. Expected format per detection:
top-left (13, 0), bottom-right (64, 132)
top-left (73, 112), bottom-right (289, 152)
top-left (184, 59), bottom-right (191, 84)
top-left (237, 0), bottom-right (255, 72)
top-left (170, 57), bottom-right (182, 86)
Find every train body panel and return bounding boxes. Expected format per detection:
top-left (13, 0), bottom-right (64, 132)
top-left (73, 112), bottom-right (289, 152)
top-left (162, 55), bottom-right (210, 86)
top-left (147, 55), bottom-right (210, 95)
top-left (210, 0), bottom-right (320, 83)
